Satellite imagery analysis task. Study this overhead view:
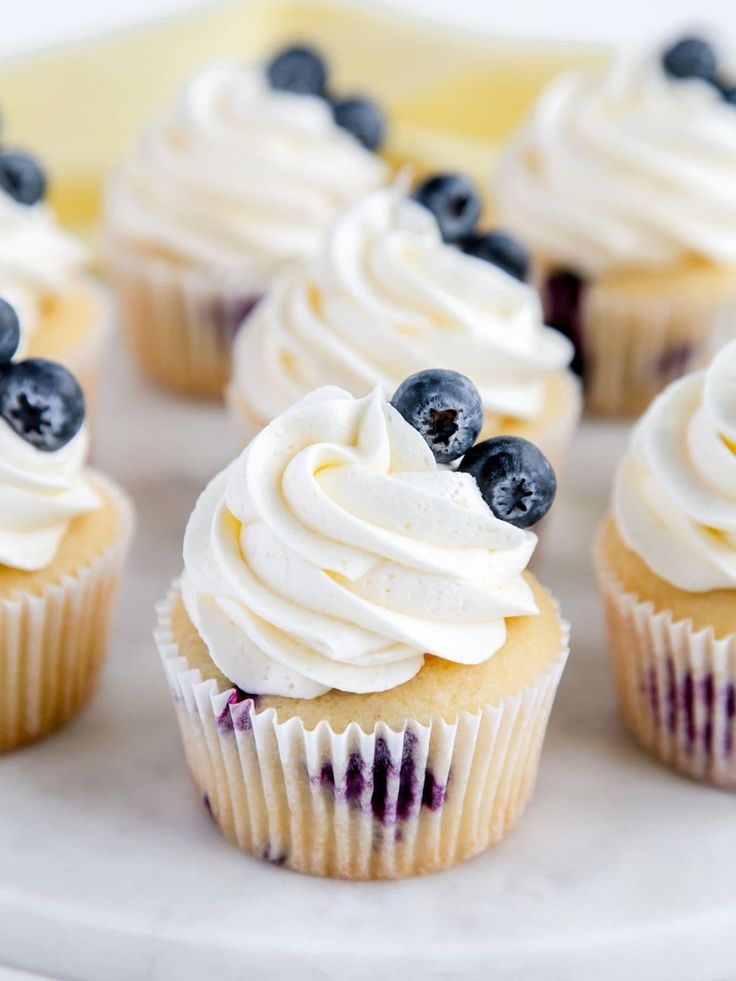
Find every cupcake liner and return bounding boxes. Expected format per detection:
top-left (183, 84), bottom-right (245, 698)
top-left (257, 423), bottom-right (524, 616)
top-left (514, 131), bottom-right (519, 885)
top-left (594, 529), bottom-right (736, 789)
top-left (107, 242), bottom-right (264, 400)
top-left (0, 474), bottom-right (134, 753)
top-left (582, 278), bottom-right (733, 417)
top-left (155, 583), bottom-right (570, 879)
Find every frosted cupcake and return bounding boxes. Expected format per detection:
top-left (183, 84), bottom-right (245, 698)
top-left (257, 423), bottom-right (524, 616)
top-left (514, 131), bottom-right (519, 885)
top-left (595, 339), bottom-right (736, 788)
top-left (0, 301), bottom-right (133, 752)
top-left (0, 147), bottom-right (110, 414)
top-left (156, 370), bottom-right (569, 878)
top-left (494, 35), bottom-right (736, 416)
top-left (228, 177), bottom-right (579, 475)
top-left (105, 44), bottom-right (389, 399)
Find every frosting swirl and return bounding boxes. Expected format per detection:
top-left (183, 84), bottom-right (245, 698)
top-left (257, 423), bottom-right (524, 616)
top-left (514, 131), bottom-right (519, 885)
top-left (0, 188), bottom-right (84, 352)
top-left (231, 186), bottom-right (573, 425)
top-left (106, 62), bottom-right (387, 284)
top-left (614, 339), bottom-right (736, 591)
top-left (495, 55), bottom-right (736, 276)
top-left (0, 421), bottom-right (100, 571)
top-left (183, 386), bottom-right (538, 698)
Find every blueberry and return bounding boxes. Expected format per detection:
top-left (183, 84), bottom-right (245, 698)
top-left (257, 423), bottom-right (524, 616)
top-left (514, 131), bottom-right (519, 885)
top-left (0, 298), bottom-right (20, 364)
top-left (0, 151), bottom-right (46, 206)
top-left (390, 369), bottom-right (483, 465)
top-left (0, 358), bottom-right (85, 452)
top-left (412, 174), bottom-right (481, 244)
top-left (458, 436), bottom-right (556, 529)
top-left (720, 82), bottom-right (736, 104)
top-left (266, 45), bottom-right (327, 96)
top-left (331, 96), bottom-right (386, 151)
top-left (662, 36), bottom-right (717, 82)
top-left (461, 230), bottom-right (530, 282)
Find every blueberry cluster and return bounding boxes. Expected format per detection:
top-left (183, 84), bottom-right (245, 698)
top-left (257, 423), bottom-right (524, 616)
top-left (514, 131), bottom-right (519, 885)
top-left (266, 44), bottom-right (386, 152)
top-left (412, 173), bottom-right (530, 282)
top-left (662, 36), bottom-right (736, 103)
top-left (391, 368), bottom-right (555, 528)
top-left (0, 298), bottom-right (85, 452)
top-left (0, 149), bottom-right (46, 206)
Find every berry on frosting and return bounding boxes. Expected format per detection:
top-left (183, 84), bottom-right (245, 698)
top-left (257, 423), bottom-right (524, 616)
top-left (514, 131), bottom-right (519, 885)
top-left (0, 358), bottom-right (85, 452)
top-left (0, 298), bottom-right (20, 365)
top-left (331, 96), bottom-right (386, 151)
top-left (461, 230), bottom-right (530, 282)
top-left (266, 45), bottom-right (328, 96)
top-left (662, 36), bottom-right (717, 82)
top-left (412, 174), bottom-right (481, 244)
top-left (459, 436), bottom-right (556, 529)
top-left (390, 368), bottom-right (483, 465)
top-left (0, 150), bottom-right (46, 206)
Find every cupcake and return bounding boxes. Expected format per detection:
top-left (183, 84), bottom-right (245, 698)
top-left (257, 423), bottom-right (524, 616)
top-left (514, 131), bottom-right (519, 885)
top-left (156, 371), bottom-right (569, 878)
top-left (0, 301), bottom-right (133, 752)
top-left (105, 44), bottom-right (389, 399)
top-left (228, 176), bottom-right (580, 475)
top-left (494, 35), bottom-right (736, 417)
top-left (594, 339), bottom-right (736, 788)
top-left (0, 146), bottom-right (110, 414)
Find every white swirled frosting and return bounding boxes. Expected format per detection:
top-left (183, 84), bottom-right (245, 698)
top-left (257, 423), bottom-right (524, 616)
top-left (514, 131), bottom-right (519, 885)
top-left (106, 62), bottom-right (388, 284)
top-left (231, 186), bottom-right (573, 426)
top-left (495, 53), bottom-right (736, 276)
top-left (614, 339), bottom-right (736, 592)
top-left (183, 386), bottom-right (539, 698)
top-left (0, 421), bottom-right (100, 571)
top-left (0, 188), bottom-right (84, 353)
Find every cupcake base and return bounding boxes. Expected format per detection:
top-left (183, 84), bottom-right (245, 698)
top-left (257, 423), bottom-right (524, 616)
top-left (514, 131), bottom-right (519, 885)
top-left (155, 576), bottom-right (569, 879)
top-left (543, 262), bottom-right (736, 417)
top-left (594, 517), bottom-right (736, 789)
top-left (26, 278), bottom-right (113, 420)
top-left (0, 474), bottom-right (134, 753)
top-left (108, 245), bottom-right (263, 399)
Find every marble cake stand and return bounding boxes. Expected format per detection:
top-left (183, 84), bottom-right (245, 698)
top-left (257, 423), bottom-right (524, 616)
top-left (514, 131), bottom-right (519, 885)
top-left (1, 340), bottom-right (735, 981)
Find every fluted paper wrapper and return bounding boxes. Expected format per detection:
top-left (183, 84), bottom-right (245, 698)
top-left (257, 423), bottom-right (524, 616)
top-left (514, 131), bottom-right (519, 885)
top-left (0, 476), bottom-right (134, 753)
top-left (156, 584), bottom-right (569, 879)
top-left (107, 242), bottom-right (264, 399)
top-left (581, 277), bottom-right (735, 418)
top-left (594, 533), bottom-right (736, 789)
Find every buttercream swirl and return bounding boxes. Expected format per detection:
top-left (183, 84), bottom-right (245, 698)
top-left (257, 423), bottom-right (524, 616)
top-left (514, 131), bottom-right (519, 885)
top-left (105, 62), bottom-right (388, 285)
top-left (0, 188), bottom-right (84, 352)
top-left (231, 186), bottom-right (573, 425)
top-left (182, 386), bottom-right (538, 699)
top-left (495, 54), bottom-right (736, 276)
top-left (0, 421), bottom-right (100, 571)
top-left (614, 339), bottom-right (736, 592)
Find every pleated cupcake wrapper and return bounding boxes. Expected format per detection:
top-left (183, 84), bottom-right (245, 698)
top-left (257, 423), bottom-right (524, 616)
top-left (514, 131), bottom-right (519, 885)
top-left (107, 240), bottom-right (265, 399)
top-left (0, 474), bottom-right (134, 753)
top-left (155, 583), bottom-right (570, 879)
top-left (594, 532), bottom-right (736, 789)
top-left (580, 276), bottom-right (735, 417)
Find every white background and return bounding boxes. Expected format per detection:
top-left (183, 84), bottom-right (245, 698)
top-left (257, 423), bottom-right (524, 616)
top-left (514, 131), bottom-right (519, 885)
top-left (1, 0), bottom-right (736, 58)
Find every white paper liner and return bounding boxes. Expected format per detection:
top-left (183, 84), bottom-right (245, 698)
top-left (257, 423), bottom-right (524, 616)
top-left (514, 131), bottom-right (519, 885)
top-left (0, 473), bottom-right (134, 752)
top-left (581, 275), bottom-right (736, 417)
top-left (594, 529), bottom-right (736, 789)
top-left (155, 583), bottom-right (570, 879)
top-left (107, 241), bottom-right (265, 399)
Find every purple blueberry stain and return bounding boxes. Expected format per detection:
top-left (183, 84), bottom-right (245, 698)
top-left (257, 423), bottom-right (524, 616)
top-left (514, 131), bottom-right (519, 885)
top-left (202, 792), bottom-right (214, 820)
top-left (216, 688), bottom-right (259, 733)
top-left (639, 665), bottom-right (736, 760)
top-left (203, 293), bottom-right (262, 349)
top-left (543, 270), bottom-right (587, 380)
top-left (313, 730), bottom-right (448, 825)
top-left (261, 847), bottom-right (288, 866)
top-left (655, 342), bottom-right (697, 381)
